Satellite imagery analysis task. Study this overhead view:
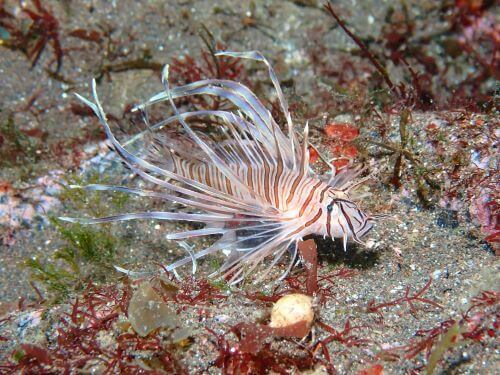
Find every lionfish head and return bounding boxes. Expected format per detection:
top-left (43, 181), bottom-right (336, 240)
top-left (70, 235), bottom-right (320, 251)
top-left (323, 189), bottom-right (374, 248)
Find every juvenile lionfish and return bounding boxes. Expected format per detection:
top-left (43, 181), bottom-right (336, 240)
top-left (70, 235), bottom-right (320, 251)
top-left (62, 51), bottom-right (377, 283)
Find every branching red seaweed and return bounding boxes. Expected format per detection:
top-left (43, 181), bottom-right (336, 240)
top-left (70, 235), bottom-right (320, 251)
top-left (403, 289), bottom-right (498, 371)
top-left (2, 282), bottom-right (186, 373)
top-left (206, 323), bottom-right (327, 374)
top-left (366, 278), bottom-right (442, 318)
top-left (0, 0), bottom-right (63, 72)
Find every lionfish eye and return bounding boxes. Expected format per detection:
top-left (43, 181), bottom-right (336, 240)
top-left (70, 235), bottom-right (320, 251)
top-left (327, 200), bottom-right (336, 212)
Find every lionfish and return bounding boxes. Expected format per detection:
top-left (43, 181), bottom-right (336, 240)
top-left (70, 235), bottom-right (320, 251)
top-left (62, 51), bottom-right (377, 283)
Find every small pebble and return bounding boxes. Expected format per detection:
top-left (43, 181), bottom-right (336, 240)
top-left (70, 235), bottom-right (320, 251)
top-left (432, 269), bottom-right (442, 279)
top-left (269, 293), bottom-right (314, 337)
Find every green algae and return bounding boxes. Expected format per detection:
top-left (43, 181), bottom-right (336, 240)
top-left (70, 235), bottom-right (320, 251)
top-left (23, 218), bottom-right (118, 303)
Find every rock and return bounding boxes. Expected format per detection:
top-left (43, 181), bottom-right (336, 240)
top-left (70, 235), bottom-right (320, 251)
top-left (128, 282), bottom-right (179, 337)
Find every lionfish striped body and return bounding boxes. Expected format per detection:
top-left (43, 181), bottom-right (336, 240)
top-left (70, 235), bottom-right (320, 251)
top-left (63, 51), bottom-right (375, 283)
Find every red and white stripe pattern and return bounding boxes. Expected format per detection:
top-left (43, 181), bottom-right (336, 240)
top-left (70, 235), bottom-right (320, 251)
top-left (62, 51), bottom-right (375, 283)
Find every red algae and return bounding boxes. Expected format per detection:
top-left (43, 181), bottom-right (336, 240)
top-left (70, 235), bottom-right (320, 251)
top-left (324, 123), bottom-right (360, 142)
top-left (207, 322), bottom-right (323, 374)
top-left (366, 278), bottom-right (442, 318)
top-left (357, 363), bottom-right (384, 375)
top-left (0, 0), bottom-right (63, 72)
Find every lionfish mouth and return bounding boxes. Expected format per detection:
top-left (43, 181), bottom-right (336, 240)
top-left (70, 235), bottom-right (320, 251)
top-left (336, 200), bottom-right (373, 245)
top-left (354, 218), bottom-right (374, 239)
